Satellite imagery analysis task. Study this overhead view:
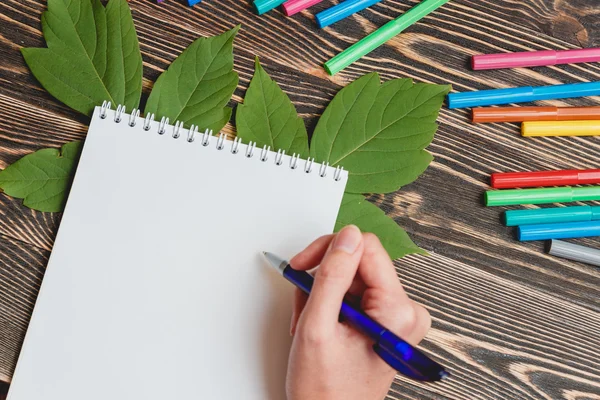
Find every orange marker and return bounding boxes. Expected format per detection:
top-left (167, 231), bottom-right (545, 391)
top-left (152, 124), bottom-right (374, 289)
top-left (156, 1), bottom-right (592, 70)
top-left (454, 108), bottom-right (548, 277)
top-left (472, 106), bottom-right (600, 123)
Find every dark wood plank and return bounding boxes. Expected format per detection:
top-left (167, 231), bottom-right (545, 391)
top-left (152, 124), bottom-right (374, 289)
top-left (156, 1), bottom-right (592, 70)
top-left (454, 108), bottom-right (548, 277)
top-left (0, 0), bottom-right (599, 398)
top-left (0, 234), bottom-right (48, 383)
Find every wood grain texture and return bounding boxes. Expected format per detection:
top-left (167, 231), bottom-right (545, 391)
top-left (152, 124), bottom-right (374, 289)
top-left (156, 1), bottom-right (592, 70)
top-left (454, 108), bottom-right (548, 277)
top-left (1, 0), bottom-right (599, 398)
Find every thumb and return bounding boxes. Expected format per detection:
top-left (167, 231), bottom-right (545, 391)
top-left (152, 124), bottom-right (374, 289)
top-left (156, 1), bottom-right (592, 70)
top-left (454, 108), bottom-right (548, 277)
top-left (301, 225), bottom-right (364, 331)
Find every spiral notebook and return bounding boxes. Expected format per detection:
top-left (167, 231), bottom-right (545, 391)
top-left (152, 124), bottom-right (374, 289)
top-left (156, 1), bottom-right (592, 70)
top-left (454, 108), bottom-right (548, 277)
top-left (8, 104), bottom-right (348, 400)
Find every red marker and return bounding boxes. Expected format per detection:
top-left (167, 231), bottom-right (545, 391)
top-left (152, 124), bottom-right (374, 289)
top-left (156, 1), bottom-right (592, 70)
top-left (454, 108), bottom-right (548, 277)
top-left (491, 169), bottom-right (600, 189)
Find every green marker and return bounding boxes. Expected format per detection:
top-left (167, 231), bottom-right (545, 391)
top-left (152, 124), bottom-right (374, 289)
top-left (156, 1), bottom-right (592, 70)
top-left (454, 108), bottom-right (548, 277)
top-left (486, 186), bottom-right (600, 207)
top-left (324, 0), bottom-right (451, 75)
top-left (254, 0), bottom-right (286, 15)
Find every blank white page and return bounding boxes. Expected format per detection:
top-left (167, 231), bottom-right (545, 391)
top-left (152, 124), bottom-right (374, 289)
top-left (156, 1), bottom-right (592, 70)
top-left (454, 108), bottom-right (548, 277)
top-left (8, 107), bottom-right (347, 400)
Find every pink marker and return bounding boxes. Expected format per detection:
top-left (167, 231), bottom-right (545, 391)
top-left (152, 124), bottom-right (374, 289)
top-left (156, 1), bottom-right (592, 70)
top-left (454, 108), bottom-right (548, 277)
top-left (282, 0), bottom-right (322, 16)
top-left (472, 48), bottom-right (600, 70)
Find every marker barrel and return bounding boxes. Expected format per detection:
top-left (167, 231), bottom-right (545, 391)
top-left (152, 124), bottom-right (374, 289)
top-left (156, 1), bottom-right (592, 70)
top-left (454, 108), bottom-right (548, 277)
top-left (472, 48), bottom-right (600, 70)
top-left (522, 120), bottom-right (600, 137)
top-left (472, 106), bottom-right (600, 123)
top-left (518, 220), bottom-right (600, 241)
top-left (491, 169), bottom-right (600, 189)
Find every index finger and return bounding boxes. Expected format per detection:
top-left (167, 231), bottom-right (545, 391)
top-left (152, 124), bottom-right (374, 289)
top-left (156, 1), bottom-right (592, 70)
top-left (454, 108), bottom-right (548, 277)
top-left (359, 233), bottom-right (406, 294)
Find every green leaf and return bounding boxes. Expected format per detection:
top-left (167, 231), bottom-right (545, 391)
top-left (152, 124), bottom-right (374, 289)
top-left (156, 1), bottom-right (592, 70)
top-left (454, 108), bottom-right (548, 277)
top-left (310, 73), bottom-right (450, 194)
top-left (21, 0), bottom-right (143, 116)
top-left (145, 26), bottom-right (240, 133)
top-left (236, 58), bottom-right (309, 158)
top-left (335, 193), bottom-right (425, 259)
top-left (0, 141), bottom-right (83, 212)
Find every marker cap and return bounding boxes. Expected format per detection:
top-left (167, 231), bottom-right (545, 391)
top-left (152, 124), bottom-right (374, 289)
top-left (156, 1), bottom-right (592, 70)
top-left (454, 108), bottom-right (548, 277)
top-left (504, 206), bottom-right (595, 226)
top-left (517, 220), bottom-right (600, 241)
top-left (522, 120), bottom-right (600, 137)
top-left (491, 169), bottom-right (600, 189)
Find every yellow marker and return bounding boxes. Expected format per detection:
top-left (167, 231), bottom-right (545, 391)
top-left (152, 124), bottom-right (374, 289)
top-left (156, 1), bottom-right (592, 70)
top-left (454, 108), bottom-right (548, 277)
top-left (522, 120), bottom-right (600, 137)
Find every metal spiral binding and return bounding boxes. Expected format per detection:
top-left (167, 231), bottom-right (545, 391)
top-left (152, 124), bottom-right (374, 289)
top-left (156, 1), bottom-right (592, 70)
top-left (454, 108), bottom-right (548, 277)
top-left (100, 101), bottom-right (344, 181)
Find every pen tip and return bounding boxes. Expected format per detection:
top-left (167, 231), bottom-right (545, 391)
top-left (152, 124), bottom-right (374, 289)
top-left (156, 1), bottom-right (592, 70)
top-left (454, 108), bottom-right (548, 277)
top-left (440, 371), bottom-right (450, 381)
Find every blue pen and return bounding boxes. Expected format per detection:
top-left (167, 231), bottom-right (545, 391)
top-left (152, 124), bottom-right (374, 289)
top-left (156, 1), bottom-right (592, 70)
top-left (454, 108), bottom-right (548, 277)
top-left (518, 220), bottom-right (600, 241)
top-left (447, 81), bottom-right (600, 109)
top-left (316, 0), bottom-right (381, 28)
top-left (262, 252), bottom-right (449, 382)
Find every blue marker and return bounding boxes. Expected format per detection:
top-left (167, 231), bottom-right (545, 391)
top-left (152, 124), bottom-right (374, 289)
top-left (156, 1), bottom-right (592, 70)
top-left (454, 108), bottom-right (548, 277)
top-left (518, 220), bottom-right (600, 241)
top-left (262, 251), bottom-right (449, 382)
top-left (187, 0), bottom-right (202, 5)
top-left (316, 0), bottom-right (381, 28)
top-left (447, 81), bottom-right (600, 109)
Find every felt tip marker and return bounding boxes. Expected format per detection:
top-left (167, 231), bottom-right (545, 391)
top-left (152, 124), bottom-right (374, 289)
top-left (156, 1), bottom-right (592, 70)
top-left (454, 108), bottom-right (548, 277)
top-left (485, 186), bottom-right (600, 206)
top-left (254, 0), bottom-right (287, 14)
top-left (491, 169), bottom-right (600, 189)
top-left (522, 120), bottom-right (600, 137)
top-left (548, 240), bottom-right (600, 267)
top-left (518, 220), bottom-right (600, 241)
top-left (447, 81), bottom-right (600, 109)
top-left (283, 0), bottom-right (323, 16)
top-left (323, 0), bottom-right (450, 75)
top-left (472, 48), bottom-right (600, 71)
top-left (504, 206), bottom-right (600, 227)
top-left (316, 0), bottom-right (382, 28)
top-left (472, 106), bottom-right (600, 123)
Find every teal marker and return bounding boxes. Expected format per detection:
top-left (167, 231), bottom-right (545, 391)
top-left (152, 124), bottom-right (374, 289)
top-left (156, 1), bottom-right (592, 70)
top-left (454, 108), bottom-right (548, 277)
top-left (505, 206), bottom-right (600, 226)
top-left (254, 0), bottom-right (286, 14)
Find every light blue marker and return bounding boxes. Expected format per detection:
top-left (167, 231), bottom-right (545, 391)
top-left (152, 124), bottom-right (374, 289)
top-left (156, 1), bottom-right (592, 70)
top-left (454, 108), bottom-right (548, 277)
top-left (316, 0), bottom-right (382, 28)
top-left (518, 220), bottom-right (600, 241)
top-left (447, 81), bottom-right (600, 109)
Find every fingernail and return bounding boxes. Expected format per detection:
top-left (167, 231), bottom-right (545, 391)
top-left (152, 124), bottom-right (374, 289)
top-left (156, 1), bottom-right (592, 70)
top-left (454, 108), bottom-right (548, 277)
top-left (332, 225), bottom-right (361, 254)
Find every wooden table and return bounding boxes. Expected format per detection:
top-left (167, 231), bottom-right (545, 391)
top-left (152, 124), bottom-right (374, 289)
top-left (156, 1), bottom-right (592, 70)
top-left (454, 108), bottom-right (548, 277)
top-left (1, 0), bottom-right (599, 398)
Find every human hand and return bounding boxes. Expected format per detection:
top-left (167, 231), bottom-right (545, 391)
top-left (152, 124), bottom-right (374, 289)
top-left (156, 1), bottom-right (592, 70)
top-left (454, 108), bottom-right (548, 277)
top-left (286, 225), bottom-right (432, 400)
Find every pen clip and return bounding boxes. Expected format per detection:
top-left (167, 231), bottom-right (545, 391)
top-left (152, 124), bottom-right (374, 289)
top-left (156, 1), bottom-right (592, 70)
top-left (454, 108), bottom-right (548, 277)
top-left (373, 344), bottom-right (429, 381)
